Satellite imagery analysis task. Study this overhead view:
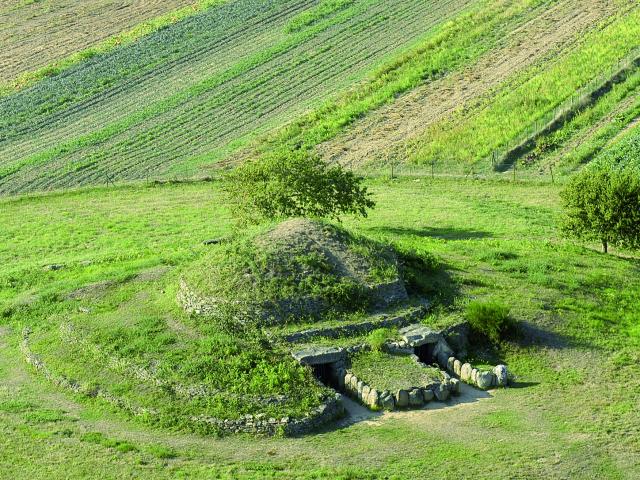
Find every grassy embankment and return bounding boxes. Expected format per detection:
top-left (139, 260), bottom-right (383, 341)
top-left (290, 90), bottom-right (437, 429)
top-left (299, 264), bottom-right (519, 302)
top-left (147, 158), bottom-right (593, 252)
top-left (411, 7), bottom-right (640, 171)
top-left (1, 176), bottom-right (638, 478)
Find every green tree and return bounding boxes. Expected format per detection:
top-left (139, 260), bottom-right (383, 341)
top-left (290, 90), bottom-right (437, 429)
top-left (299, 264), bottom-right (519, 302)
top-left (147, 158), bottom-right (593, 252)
top-left (224, 150), bottom-right (375, 224)
top-left (560, 139), bottom-right (640, 253)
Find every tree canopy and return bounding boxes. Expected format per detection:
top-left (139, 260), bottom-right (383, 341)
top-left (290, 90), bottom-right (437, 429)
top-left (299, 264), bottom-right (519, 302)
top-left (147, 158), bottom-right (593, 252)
top-left (224, 151), bottom-right (375, 225)
top-left (560, 133), bottom-right (640, 253)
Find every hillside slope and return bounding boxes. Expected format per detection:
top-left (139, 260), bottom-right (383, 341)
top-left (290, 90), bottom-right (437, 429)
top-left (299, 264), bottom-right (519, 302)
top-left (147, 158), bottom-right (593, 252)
top-left (0, 0), bottom-right (197, 85)
top-left (1, 0), bottom-right (638, 196)
top-left (0, 0), bottom-right (476, 195)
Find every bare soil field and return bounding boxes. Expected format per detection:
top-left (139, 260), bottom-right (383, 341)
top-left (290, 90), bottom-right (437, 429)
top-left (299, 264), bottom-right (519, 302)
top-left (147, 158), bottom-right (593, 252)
top-left (0, 0), bottom-right (194, 83)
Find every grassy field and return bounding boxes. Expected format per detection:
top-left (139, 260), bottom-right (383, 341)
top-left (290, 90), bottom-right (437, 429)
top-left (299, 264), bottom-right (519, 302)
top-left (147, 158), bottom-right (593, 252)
top-left (0, 0), bottom-right (199, 86)
top-left (1, 176), bottom-right (638, 478)
top-left (0, 0), bottom-right (476, 195)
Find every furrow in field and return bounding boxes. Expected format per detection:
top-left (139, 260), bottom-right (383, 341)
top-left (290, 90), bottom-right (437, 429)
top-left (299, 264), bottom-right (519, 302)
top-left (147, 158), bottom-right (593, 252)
top-left (63, 0), bottom-right (465, 181)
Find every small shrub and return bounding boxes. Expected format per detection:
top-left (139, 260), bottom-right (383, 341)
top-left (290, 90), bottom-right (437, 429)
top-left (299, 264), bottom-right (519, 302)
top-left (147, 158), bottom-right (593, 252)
top-left (367, 327), bottom-right (397, 352)
top-left (396, 246), bottom-right (440, 295)
top-left (465, 300), bottom-right (513, 344)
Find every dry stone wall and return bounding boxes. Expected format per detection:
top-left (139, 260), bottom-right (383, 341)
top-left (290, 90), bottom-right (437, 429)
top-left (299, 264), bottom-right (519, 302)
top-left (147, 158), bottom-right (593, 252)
top-left (282, 303), bottom-right (428, 343)
top-left (21, 328), bottom-right (343, 436)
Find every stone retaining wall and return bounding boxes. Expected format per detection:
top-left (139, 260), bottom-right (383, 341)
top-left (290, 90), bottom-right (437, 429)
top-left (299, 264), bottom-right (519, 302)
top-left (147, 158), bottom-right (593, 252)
top-left (282, 303), bottom-right (429, 343)
top-left (178, 278), bottom-right (417, 328)
top-left (328, 351), bottom-right (461, 412)
top-left (443, 355), bottom-right (508, 390)
top-left (21, 328), bottom-right (343, 436)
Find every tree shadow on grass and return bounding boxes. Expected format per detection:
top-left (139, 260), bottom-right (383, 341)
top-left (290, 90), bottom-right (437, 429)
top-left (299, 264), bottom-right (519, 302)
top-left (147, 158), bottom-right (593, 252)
top-left (368, 225), bottom-right (492, 241)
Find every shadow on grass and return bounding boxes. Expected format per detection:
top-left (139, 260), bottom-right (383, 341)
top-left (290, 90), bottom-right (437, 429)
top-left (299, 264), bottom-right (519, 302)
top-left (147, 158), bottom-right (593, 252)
top-left (368, 226), bottom-right (492, 241)
top-left (508, 380), bottom-right (540, 389)
top-left (516, 321), bottom-right (573, 350)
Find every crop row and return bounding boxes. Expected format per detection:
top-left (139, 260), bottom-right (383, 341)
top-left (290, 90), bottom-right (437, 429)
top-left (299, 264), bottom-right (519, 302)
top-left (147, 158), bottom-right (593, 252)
top-left (0, 0), bottom-right (474, 194)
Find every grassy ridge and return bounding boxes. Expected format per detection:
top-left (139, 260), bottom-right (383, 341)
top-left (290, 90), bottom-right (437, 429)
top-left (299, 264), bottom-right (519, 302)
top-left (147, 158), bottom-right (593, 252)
top-left (411, 6), bottom-right (640, 167)
top-left (531, 70), bottom-right (640, 172)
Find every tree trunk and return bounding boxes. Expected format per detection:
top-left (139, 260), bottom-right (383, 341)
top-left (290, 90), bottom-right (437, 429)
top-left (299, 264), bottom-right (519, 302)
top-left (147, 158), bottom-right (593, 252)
top-left (602, 239), bottom-right (608, 253)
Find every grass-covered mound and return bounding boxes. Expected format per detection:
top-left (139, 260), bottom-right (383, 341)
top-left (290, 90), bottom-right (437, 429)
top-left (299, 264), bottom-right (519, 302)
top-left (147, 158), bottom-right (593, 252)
top-left (349, 351), bottom-right (442, 393)
top-left (26, 270), bottom-right (330, 434)
top-left (181, 219), bottom-right (408, 325)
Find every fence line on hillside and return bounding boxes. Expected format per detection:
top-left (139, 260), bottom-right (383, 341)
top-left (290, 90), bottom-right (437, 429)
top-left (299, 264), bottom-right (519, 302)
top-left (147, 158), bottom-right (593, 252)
top-left (486, 46), bottom-right (640, 171)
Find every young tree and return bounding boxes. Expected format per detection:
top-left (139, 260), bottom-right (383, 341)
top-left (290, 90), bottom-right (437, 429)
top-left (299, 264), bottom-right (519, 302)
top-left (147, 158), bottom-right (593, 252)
top-left (560, 150), bottom-right (640, 253)
top-left (224, 150), bottom-right (375, 224)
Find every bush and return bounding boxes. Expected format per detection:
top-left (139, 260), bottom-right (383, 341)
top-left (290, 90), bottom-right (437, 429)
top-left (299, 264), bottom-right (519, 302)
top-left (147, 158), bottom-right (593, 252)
top-left (561, 136), bottom-right (640, 253)
top-left (367, 327), bottom-right (397, 352)
top-left (396, 246), bottom-right (440, 294)
top-left (224, 150), bottom-right (375, 225)
top-left (465, 300), bottom-right (513, 344)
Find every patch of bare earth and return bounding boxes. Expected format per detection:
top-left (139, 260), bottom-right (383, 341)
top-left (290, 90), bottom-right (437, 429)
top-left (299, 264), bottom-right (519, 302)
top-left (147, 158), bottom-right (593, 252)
top-left (317, 0), bottom-right (622, 168)
top-left (0, 0), bottom-right (195, 83)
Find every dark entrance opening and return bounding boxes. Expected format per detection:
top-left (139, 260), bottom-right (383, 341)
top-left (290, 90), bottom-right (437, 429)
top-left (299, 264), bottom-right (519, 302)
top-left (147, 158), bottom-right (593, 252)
top-left (414, 343), bottom-right (436, 364)
top-left (311, 362), bottom-right (336, 388)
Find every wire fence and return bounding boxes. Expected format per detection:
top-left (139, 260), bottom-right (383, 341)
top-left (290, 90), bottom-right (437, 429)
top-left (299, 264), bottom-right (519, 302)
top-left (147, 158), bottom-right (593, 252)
top-left (486, 46), bottom-right (640, 169)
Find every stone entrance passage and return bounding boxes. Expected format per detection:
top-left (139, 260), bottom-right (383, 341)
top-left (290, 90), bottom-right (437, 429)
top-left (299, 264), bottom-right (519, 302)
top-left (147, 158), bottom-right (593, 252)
top-left (414, 342), bottom-right (437, 364)
top-left (311, 363), bottom-right (334, 386)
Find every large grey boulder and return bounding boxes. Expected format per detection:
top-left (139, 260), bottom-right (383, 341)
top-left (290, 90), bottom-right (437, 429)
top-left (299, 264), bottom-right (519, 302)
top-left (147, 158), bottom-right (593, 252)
top-left (399, 324), bottom-right (442, 347)
top-left (291, 346), bottom-right (345, 365)
top-left (460, 363), bottom-right (473, 382)
top-left (433, 339), bottom-right (455, 368)
top-left (408, 388), bottom-right (424, 406)
top-left (433, 383), bottom-right (450, 401)
top-left (395, 389), bottom-right (409, 408)
top-left (380, 393), bottom-right (395, 411)
top-left (476, 371), bottom-right (495, 390)
top-left (493, 365), bottom-right (508, 387)
top-left (453, 359), bottom-right (462, 376)
top-left (361, 385), bottom-right (370, 402)
top-left (367, 389), bottom-right (380, 409)
top-left (449, 378), bottom-right (461, 394)
top-left (422, 388), bottom-right (434, 402)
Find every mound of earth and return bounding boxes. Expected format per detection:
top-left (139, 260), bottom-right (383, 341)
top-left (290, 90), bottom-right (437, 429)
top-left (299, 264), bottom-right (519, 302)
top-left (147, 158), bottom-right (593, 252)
top-left (179, 219), bottom-right (409, 325)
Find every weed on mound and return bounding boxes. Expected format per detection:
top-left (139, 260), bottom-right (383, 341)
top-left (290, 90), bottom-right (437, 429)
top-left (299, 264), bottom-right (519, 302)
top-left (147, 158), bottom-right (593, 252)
top-left (181, 218), bottom-right (408, 325)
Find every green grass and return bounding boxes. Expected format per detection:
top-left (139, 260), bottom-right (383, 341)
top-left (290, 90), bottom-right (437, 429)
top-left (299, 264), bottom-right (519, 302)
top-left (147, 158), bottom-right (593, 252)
top-left (1, 176), bottom-right (639, 477)
top-left (412, 5), bottom-right (640, 167)
top-left (528, 68), bottom-right (640, 172)
top-left (349, 351), bottom-right (442, 392)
